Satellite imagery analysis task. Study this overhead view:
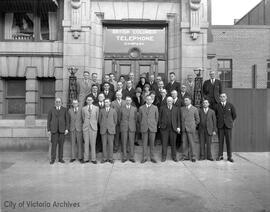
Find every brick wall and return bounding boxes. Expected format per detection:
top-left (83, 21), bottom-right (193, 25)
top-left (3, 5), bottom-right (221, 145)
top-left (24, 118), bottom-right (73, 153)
top-left (209, 26), bottom-right (270, 88)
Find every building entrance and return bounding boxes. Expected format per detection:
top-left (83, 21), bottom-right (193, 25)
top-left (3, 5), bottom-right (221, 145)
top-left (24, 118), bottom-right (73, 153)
top-left (103, 23), bottom-right (167, 84)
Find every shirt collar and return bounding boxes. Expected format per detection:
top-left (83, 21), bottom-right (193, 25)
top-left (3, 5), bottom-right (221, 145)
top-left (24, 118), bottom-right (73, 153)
top-left (187, 105), bottom-right (191, 109)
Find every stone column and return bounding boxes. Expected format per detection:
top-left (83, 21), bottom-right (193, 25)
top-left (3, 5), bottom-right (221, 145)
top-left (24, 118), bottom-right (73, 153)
top-left (62, 0), bottom-right (91, 106)
top-left (0, 78), bottom-right (4, 119)
top-left (25, 67), bottom-right (38, 126)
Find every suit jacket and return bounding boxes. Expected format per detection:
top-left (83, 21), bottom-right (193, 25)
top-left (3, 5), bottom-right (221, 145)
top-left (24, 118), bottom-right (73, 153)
top-left (123, 88), bottom-right (136, 99)
top-left (198, 108), bottom-right (217, 135)
top-left (77, 80), bottom-right (92, 104)
top-left (158, 96), bottom-right (167, 109)
top-left (132, 95), bottom-right (144, 109)
top-left (181, 105), bottom-right (200, 133)
top-left (179, 92), bottom-right (191, 107)
top-left (100, 82), bottom-right (114, 92)
top-left (203, 79), bottom-right (223, 103)
top-left (216, 102), bottom-right (237, 129)
top-left (159, 105), bottom-right (181, 133)
top-left (99, 107), bottom-right (118, 135)
top-left (185, 81), bottom-right (194, 99)
top-left (165, 81), bottom-right (181, 94)
top-left (111, 99), bottom-right (126, 124)
top-left (149, 81), bottom-right (158, 92)
top-left (68, 107), bottom-right (83, 132)
top-left (82, 105), bottom-right (99, 131)
top-left (139, 104), bottom-right (159, 133)
top-left (103, 90), bottom-right (115, 101)
top-left (84, 92), bottom-right (99, 106)
top-left (47, 106), bottom-right (69, 133)
top-left (120, 105), bottom-right (137, 132)
top-left (173, 98), bottom-right (181, 108)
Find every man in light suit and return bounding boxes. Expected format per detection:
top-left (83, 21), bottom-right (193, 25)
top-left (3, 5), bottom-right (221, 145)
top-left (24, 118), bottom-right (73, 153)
top-left (111, 91), bottom-right (126, 153)
top-left (159, 97), bottom-right (181, 162)
top-left (47, 97), bottom-right (69, 164)
top-left (216, 93), bottom-right (237, 162)
top-left (185, 74), bottom-right (195, 101)
top-left (120, 96), bottom-right (137, 163)
top-left (180, 96), bottom-right (200, 162)
top-left (99, 98), bottom-right (118, 163)
top-left (68, 99), bottom-right (83, 163)
top-left (82, 96), bottom-right (99, 164)
top-left (198, 99), bottom-right (217, 161)
top-left (77, 71), bottom-right (92, 107)
top-left (139, 95), bottom-right (159, 163)
top-left (203, 71), bottom-right (223, 110)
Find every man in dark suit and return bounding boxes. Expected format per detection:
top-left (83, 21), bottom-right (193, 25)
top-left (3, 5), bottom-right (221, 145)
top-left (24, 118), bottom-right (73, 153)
top-left (149, 74), bottom-right (158, 92)
top-left (203, 71), bottom-right (223, 110)
top-left (180, 97), bottom-right (200, 162)
top-left (84, 84), bottom-right (99, 106)
top-left (156, 81), bottom-right (165, 103)
top-left (166, 72), bottom-right (181, 94)
top-left (120, 96), bottom-right (137, 163)
top-left (99, 98), bottom-right (118, 163)
top-left (198, 99), bottom-right (217, 161)
top-left (139, 95), bottom-right (159, 163)
top-left (216, 93), bottom-right (237, 162)
top-left (68, 99), bottom-right (83, 163)
top-left (171, 90), bottom-right (181, 108)
top-left (102, 82), bottom-right (115, 101)
top-left (123, 80), bottom-right (136, 99)
top-left (159, 97), bottom-right (181, 162)
top-left (179, 85), bottom-right (190, 107)
top-left (96, 93), bottom-right (105, 153)
top-left (100, 74), bottom-right (114, 92)
top-left (158, 89), bottom-right (167, 110)
top-left (115, 81), bottom-right (125, 99)
top-left (47, 97), bottom-right (69, 164)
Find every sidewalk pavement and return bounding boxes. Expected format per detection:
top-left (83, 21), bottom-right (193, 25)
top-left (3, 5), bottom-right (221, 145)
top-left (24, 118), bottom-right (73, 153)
top-left (1, 150), bottom-right (270, 212)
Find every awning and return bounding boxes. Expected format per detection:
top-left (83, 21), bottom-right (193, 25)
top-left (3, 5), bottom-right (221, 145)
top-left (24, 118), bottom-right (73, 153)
top-left (0, 0), bottom-right (58, 13)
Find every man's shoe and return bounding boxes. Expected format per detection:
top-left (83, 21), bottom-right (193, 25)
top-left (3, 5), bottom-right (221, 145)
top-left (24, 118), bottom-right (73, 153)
top-left (207, 158), bottom-right (214, 161)
top-left (161, 158), bottom-right (166, 162)
top-left (141, 159), bottom-right (147, 163)
top-left (217, 156), bottom-right (224, 161)
top-left (135, 142), bottom-right (139, 146)
top-left (83, 160), bottom-right (89, 163)
top-left (50, 160), bottom-right (55, 165)
top-left (79, 159), bottom-right (84, 163)
top-left (191, 158), bottom-right (196, 163)
top-left (59, 159), bottom-right (65, 163)
top-left (151, 158), bottom-right (157, 163)
top-left (108, 159), bottom-right (114, 164)
top-left (228, 158), bottom-right (234, 163)
top-left (172, 158), bottom-right (178, 162)
top-left (179, 157), bottom-right (184, 161)
top-left (129, 159), bottom-right (136, 163)
top-left (199, 157), bottom-right (205, 161)
top-left (101, 159), bottom-right (106, 164)
top-left (70, 159), bottom-right (76, 163)
top-left (91, 160), bottom-right (97, 164)
top-left (122, 159), bottom-right (127, 163)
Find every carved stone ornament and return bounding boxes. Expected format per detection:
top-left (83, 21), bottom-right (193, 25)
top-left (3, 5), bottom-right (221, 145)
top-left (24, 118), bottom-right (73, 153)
top-left (190, 0), bottom-right (201, 10)
top-left (71, 0), bottom-right (82, 9)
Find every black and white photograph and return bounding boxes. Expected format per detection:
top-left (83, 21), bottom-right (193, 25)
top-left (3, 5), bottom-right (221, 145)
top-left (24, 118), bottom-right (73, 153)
top-left (0, 0), bottom-right (270, 211)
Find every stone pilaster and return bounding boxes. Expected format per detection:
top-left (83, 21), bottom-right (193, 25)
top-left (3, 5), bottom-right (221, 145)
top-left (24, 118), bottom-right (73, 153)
top-left (25, 67), bottom-right (38, 126)
top-left (0, 78), bottom-right (4, 119)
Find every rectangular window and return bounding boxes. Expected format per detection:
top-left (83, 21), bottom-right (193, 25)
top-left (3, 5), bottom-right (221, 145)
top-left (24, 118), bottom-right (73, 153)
top-left (267, 62), bottom-right (270, 88)
top-left (38, 78), bottom-right (55, 118)
top-left (1, 0), bottom-right (60, 41)
top-left (4, 78), bottom-right (26, 118)
top-left (217, 59), bottom-right (232, 88)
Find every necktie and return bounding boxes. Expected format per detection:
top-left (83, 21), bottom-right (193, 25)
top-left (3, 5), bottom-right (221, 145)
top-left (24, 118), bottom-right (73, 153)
top-left (204, 108), bottom-right (207, 114)
top-left (88, 106), bottom-right (92, 114)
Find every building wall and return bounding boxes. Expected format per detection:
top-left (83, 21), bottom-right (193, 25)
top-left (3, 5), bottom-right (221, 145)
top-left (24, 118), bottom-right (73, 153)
top-left (208, 25), bottom-right (270, 88)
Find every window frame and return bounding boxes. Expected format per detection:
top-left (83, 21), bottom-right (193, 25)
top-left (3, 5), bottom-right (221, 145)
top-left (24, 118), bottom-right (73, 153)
top-left (267, 62), bottom-right (270, 89)
top-left (217, 59), bottom-right (233, 88)
top-left (4, 78), bottom-right (26, 119)
top-left (37, 77), bottom-right (56, 119)
top-left (0, 0), bottom-right (62, 42)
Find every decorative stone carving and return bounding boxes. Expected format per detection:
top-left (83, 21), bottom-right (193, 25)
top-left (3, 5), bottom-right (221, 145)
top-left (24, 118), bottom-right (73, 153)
top-left (70, 0), bottom-right (82, 38)
top-left (189, 0), bottom-right (201, 40)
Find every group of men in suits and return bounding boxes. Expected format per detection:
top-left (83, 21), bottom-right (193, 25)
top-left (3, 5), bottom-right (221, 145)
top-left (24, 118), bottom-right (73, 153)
top-left (47, 70), bottom-right (237, 164)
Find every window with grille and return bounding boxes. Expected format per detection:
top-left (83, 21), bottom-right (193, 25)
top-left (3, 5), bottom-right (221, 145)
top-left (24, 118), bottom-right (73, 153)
top-left (4, 78), bottom-right (26, 118)
top-left (38, 78), bottom-right (55, 118)
top-left (217, 59), bottom-right (232, 88)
